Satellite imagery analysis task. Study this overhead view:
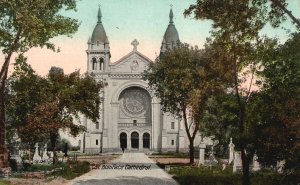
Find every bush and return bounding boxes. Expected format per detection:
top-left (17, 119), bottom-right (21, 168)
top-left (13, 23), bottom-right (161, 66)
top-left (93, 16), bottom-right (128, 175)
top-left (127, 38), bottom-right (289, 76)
top-left (24, 163), bottom-right (66, 172)
top-left (59, 161), bottom-right (90, 180)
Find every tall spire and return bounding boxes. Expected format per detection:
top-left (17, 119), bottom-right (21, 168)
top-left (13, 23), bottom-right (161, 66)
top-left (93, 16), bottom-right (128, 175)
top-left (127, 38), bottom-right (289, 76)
top-left (97, 6), bottom-right (102, 23)
top-left (169, 8), bottom-right (174, 24)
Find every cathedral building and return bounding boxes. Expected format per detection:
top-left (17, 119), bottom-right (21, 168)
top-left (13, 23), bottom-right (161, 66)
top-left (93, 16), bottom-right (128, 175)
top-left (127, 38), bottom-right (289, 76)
top-left (80, 7), bottom-right (201, 153)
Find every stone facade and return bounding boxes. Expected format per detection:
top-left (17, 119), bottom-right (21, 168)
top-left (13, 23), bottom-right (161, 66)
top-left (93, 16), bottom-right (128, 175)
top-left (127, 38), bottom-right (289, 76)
top-left (77, 8), bottom-right (203, 153)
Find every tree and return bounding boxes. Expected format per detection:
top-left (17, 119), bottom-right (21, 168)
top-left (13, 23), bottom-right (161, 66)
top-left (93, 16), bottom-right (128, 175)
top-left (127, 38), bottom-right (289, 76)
top-left (143, 43), bottom-right (230, 163)
top-left (184, 1), bottom-right (275, 184)
top-left (6, 57), bottom-right (102, 163)
top-left (253, 32), bottom-right (300, 170)
top-left (185, 1), bottom-right (299, 184)
top-left (0, 0), bottom-right (79, 168)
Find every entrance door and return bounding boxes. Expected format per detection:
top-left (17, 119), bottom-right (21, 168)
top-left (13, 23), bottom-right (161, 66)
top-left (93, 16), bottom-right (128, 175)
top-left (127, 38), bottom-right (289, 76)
top-left (131, 132), bottom-right (139, 149)
top-left (143, 133), bottom-right (150, 148)
top-left (120, 133), bottom-right (127, 149)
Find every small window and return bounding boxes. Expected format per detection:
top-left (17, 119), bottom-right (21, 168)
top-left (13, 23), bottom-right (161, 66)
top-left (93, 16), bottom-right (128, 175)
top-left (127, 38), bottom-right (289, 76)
top-left (171, 122), bottom-right (175, 129)
top-left (96, 122), bottom-right (99, 129)
top-left (133, 120), bottom-right (137, 126)
top-left (92, 58), bottom-right (97, 70)
top-left (97, 41), bottom-right (99, 46)
top-left (96, 139), bottom-right (99, 146)
top-left (100, 58), bottom-right (104, 70)
top-left (171, 140), bottom-right (174, 145)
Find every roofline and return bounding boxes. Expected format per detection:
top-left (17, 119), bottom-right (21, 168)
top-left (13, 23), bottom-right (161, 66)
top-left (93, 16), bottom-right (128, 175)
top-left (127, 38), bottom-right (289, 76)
top-left (110, 50), bottom-right (154, 66)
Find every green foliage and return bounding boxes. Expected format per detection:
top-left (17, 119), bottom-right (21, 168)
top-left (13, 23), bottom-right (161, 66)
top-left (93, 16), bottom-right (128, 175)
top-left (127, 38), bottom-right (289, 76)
top-left (24, 163), bottom-right (66, 172)
top-left (0, 0), bottom-right (79, 54)
top-left (143, 43), bottom-right (230, 163)
top-left (184, 1), bottom-right (300, 184)
top-left (5, 58), bottom-right (103, 145)
top-left (252, 33), bottom-right (300, 169)
top-left (59, 161), bottom-right (90, 180)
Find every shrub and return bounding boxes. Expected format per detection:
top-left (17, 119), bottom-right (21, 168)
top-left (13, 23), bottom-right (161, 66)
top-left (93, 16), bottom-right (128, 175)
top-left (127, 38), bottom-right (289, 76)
top-left (59, 161), bottom-right (90, 180)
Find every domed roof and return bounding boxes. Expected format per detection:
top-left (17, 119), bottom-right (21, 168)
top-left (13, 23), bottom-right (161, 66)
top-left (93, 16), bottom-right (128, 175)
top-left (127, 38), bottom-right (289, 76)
top-left (163, 9), bottom-right (179, 44)
top-left (91, 7), bottom-right (108, 44)
top-left (163, 24), bottom-right (179, 44)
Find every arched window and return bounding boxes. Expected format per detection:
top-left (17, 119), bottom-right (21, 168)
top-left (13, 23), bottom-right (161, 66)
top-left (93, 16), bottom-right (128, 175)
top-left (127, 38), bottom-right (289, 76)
top-left (131, 132), bottom-right (139, 149)
top-left (100, 58), bottom-right (104, 70)
top-left (143, 133), bottom-right (150, 148)
top-left (92, 58), bottom-right (97, 70)
top-left (120, 133), bottom-right (127, 149)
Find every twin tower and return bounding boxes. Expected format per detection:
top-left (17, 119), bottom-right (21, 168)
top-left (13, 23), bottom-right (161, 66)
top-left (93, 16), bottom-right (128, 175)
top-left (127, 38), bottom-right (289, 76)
top-left (86, 7), bottom-right (180, 72)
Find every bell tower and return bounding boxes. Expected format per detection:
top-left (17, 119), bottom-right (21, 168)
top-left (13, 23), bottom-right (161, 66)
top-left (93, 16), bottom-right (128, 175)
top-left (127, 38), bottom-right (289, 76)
top-left (160, 8), bottom-right (180, 54)
top-left (87, 6), bottom-right (111, 72)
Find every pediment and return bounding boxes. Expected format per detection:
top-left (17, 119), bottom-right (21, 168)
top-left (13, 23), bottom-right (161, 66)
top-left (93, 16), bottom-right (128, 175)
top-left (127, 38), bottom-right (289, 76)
top-left (110, 51), bottom-right (153, 73)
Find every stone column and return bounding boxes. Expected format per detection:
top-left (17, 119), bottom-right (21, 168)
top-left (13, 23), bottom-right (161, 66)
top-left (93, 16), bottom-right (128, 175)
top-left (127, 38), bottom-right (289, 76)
top-left (127, 134), bottom-right (131, 150)
top-left (198, 142), bottom-right (206, 166)
top-left (229, 138), bottom-right (235, 164)
top-left (139, 136), bottom-right (143, 151)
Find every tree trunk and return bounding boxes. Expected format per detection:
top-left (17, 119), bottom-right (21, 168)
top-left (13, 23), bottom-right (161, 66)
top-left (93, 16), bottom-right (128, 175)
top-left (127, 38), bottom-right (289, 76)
top-left (50, 133), bottom-right (58, 164)
top-left (189, 139), bottom-right (194, 164)
top-left (0, 56), bottom-right (13, 168)
top-left (0, 31), bottom-right (21, 168)
top-left (270, 0), bottom-right (300, 28)
top-left (241, 149), bottom-right (250, 185)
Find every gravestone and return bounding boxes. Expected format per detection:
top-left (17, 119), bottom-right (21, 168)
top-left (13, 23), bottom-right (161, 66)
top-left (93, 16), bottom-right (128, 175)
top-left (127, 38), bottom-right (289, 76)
top-left (252, 154), bottom-right (260, 171)
top-left (41, 144), bottom-right (49, 163)
top-left (198, 142), bottom-right (206, 166)
top-left (277, 160), bottom-right (285, 173)
top-left (229, 138), bottom-right (235, 164)
top-left (208, 140), bottom-right (218, 166)
top-left (233, 151), bottom-right (242, 172)
top-left (33, 143), bottom-right (41, 164)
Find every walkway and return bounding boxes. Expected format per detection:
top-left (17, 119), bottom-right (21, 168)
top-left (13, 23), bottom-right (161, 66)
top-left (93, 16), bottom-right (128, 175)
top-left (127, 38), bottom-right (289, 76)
top-left (68, 153), bottom-right (178, 185)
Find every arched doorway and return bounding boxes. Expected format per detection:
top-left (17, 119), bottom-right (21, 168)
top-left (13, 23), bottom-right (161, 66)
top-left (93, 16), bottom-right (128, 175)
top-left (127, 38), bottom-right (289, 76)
top-left (143, 133), bottom-right (150, 148)
top-left (131, 132), bottom-right (139, 149)
top-left (120, 133), bottom-right (127, 149)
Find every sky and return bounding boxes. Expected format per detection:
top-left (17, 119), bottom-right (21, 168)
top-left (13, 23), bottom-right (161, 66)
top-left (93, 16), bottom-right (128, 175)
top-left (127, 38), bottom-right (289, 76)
top-left (1, 0), bottom-right (300, 76)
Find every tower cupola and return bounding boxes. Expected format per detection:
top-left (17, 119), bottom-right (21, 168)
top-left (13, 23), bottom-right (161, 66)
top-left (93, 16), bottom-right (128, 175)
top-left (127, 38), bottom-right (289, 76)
top-left (160, 8), bottom-right (180, 53)
top-left (91, 7), bottom-right (109, 47)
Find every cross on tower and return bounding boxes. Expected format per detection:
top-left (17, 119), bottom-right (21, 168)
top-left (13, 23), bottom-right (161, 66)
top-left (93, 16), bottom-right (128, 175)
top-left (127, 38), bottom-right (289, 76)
top-left (131, 39), bottom-right (139, 51)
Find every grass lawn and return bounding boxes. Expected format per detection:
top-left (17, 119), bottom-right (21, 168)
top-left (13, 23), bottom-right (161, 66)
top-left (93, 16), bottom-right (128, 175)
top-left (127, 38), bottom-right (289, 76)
top-left (0, 180), bottom-right (11, 185)
top-left (169, 166), bottom-right (300, 185)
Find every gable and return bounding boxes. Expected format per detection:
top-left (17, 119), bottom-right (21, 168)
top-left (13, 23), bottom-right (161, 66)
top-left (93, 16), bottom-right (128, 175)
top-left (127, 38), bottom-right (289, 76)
top-left (110, 51), bottom-right (153, 73)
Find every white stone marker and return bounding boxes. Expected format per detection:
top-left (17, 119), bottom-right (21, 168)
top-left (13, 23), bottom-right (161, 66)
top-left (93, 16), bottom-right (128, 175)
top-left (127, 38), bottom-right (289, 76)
top-left (277, 160), bottom-right (285, 173)
top-left (42, 144), bottom-right (49, 162)
top-left (229, 138), bottom-right (235, 164)
top-left (252, 154), bottom-right (260, 171)
top-left (33, 143), bottom-right (41, 164)
top-left (233, 151), bottom-right (242, 173)
top-left (198, 142), bottom-right (206, 166)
